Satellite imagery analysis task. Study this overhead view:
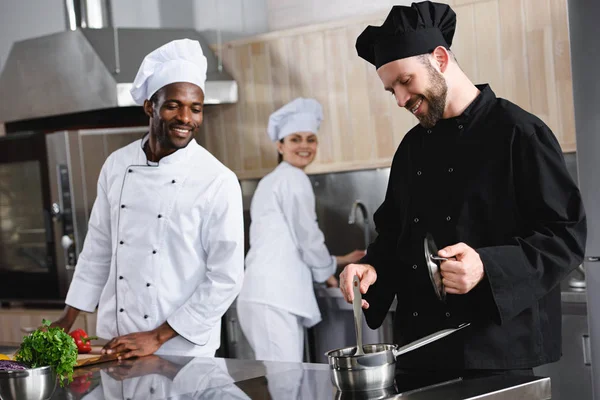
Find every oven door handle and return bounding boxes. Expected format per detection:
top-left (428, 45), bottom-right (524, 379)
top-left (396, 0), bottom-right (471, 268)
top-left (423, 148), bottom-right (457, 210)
top-left (43, 209), bottom-right (55, 245)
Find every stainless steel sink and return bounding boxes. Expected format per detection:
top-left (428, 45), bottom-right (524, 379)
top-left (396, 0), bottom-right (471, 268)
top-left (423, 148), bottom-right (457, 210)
top-left (561, 268), bottom-right (588, 306)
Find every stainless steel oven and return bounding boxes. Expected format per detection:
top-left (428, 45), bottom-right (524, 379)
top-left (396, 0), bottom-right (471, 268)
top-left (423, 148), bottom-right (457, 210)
top-left (0, 131), bottom-right (72, 301)
top-left (0, 128), bottom-right (146, 302)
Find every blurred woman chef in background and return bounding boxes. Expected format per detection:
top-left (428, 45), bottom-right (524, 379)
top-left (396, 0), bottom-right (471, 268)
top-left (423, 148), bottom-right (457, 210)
top-left (237, 97), bottom-right (366, 362)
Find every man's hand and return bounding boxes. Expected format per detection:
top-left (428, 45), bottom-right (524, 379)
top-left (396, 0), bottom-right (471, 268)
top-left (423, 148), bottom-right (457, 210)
top-left (48, 319), bottom-right (72, 332)
top-left (48, 305), bottom-right (80, 332)
top-left (438, 242), bottom-right (484, 294)
top-left (101, 322), bottom-right (177, 360)
top-left (339, 264), bottom-right (377, 309)
top-left (325, 275), bottom-right (339, 288)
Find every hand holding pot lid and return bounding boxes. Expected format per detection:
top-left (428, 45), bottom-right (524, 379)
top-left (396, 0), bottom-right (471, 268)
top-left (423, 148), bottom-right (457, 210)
top-left (437, 241), bottom-right (485, 295)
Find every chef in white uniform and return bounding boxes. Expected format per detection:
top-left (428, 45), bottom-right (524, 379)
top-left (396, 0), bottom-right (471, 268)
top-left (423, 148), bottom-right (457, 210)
top-left (51, 39), bottom-right (244, 358)
top-left (237, 98), bottom-right (365, 362)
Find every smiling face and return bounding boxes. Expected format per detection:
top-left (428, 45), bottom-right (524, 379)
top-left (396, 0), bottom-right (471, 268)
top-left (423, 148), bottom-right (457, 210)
top-left (144, 82), bottom-right (204, 155)
top-left (277, 132), bottom-right (318, 169)
top-left (377, 54), bottom-right (448, 128)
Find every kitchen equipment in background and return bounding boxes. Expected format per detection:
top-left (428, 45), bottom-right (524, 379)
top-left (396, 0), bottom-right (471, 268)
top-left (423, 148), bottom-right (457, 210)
top-left (0, 127), bottom-right (145, 302)
top-left (348, 200), bottom-right (370, 250)
top-left (325, 323), bottom-right (470, 392)
top-left (352, 276), bottom-right (365, 356)
top-left (309, 169), bottom-right (389, 258)
top-left (567, 0), bottom-right (600, 398)
top-left (0, 132), bottom-right (68, 301)
top-left (568, 264), bottom-right (586, 289)
top-left (0, 0), bottom-right (237, 126)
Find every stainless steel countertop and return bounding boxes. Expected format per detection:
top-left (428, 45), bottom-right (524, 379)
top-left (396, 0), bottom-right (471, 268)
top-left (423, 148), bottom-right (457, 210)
top-left (29, 353), bottom-right (548, 399)
top-left (0, 341), bottom-right (551, 399)
top-left (388, 375), bottom-right (550, 399)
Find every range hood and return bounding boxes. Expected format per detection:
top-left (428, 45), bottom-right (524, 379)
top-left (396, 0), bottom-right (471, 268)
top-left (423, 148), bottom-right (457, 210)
top-left (0, 1), bottom-right (237, 123)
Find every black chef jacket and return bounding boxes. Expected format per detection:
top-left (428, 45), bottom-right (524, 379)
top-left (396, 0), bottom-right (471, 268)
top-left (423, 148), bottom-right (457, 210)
top-left (362, 84), bottom-right (587, 370)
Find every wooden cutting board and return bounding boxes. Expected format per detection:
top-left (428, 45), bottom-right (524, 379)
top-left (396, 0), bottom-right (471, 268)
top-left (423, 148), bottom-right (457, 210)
top-left (7, 346), bottom-right (119, 368)
top-left (75, 345), bottom-right (120, 368)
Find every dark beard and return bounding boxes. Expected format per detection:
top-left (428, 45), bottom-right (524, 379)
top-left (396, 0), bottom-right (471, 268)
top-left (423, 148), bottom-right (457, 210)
top-left (418, 63), bottom-right (448, 128)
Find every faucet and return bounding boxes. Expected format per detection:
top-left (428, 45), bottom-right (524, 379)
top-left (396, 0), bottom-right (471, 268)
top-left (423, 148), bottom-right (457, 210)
top-left (348, 200), bottom-right (370, 249)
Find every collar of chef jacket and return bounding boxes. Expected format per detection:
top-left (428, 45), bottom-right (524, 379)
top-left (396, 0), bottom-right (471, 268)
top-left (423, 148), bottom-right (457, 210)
top-left (431, 84), bottom-right (496, 135)
top-left (138, 132), bottom-right (198, 166)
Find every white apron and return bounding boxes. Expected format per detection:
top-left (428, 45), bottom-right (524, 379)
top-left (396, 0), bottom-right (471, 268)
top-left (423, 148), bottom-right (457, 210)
top-left (237, 302), bottom-right (305, 362)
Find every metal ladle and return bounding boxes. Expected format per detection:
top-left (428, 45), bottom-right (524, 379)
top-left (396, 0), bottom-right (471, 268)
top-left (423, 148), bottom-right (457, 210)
top-left (352, 275), bottom-right (365, 356)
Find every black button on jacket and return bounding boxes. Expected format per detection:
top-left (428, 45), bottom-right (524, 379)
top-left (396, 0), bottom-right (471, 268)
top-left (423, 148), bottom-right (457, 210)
top-left (362, 85), bottom-right (587, 370)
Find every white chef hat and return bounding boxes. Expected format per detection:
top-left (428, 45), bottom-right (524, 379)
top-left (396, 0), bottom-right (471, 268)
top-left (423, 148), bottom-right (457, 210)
top-left (267, 98), bottom-right (323, 142)
top-left (130, 38), bottom-right (207, 105)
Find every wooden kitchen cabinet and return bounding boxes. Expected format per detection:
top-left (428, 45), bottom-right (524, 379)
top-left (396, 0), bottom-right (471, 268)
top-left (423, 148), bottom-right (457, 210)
top-left (200, 0), bottom-right (576, 180)
top-left (0, 308), bottom-right (97, 345)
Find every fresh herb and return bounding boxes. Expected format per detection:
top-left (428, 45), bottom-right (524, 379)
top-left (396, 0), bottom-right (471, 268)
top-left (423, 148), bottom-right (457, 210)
top-left (15, 319), bottom-right (78, 386)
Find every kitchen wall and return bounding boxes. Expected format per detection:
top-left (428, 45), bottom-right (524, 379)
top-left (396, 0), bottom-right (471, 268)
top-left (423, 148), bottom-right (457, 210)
top-left (111, 0), bottom-right (161, 28)
top-left (0, 0), bottom-right (578, 179)
top-left (0, 0), bottom-right (269, 130)
top-left (266, 0), bottom-right (412, 31)
top-left (199, 0), bottom-right (576, 180)
top-left (111, 0), bottom-right (269, 43)
top-left (0, 0), bottom-right (269, 75)
top-left (194, 0), bottom-right (268, 44)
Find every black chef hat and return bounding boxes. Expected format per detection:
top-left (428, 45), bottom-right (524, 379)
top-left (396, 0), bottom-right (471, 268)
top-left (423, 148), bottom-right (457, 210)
top-left (356, 1), bottom-right (456, 69)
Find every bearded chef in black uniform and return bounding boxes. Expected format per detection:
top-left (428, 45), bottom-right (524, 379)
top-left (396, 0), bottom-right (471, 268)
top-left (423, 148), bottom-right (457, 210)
top-left (339, 1), bottom-right (587, 380)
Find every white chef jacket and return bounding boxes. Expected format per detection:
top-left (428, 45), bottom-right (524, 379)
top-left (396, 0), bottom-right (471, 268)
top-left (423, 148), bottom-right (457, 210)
top-left (66, 135), bottom-right (244, 357)
top-left (82, 357), bottom-right (250, 400)
top-left (238, 161), bottom-right (336, 327)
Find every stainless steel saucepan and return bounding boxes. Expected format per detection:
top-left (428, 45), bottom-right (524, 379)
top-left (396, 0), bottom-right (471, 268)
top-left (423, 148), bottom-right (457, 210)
top-left (326, 275), bottom-right (469, 391)
top-left (325, 323), bottom-right (469, 392)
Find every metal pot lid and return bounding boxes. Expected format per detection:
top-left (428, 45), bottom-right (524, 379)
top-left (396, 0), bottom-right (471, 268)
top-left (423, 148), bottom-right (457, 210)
top-left (424, 233), bottom-right (446, 302)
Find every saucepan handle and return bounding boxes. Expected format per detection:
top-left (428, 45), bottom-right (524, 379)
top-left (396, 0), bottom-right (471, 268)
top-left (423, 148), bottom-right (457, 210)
top-left (392, 323), bottom-right (470, 358)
